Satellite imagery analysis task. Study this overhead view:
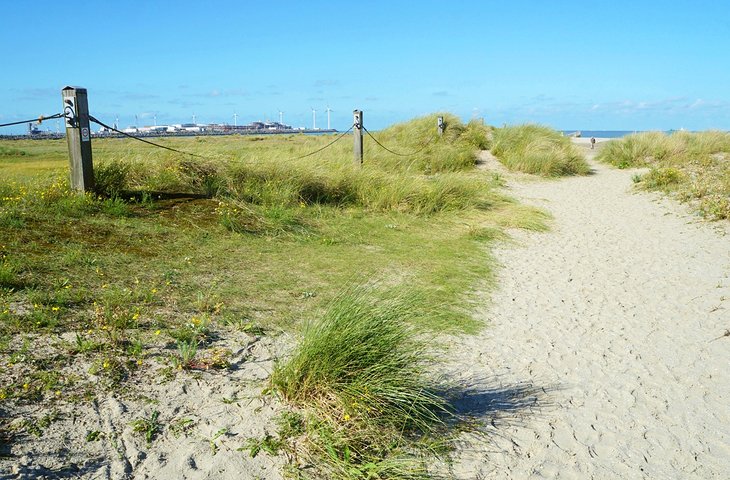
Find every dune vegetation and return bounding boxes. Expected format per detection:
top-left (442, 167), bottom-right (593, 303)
top-left (0, 114), bottom-right (548, 479)
top-left (596, 130), bottom-right (730, 219)
top-left (491, 124), bottom-right (590, 176)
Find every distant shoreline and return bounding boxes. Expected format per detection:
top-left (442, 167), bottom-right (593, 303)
top-left (0, 129), bottom-right (339, 141)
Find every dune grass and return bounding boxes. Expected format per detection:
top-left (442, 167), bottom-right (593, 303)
top-left (271, 287), bottom-right (452, 479)
top-left (596, 131), bottom-right (730, 219)
top-left (491, 124), bottom-right (589, 176)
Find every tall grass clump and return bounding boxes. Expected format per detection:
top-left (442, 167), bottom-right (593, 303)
top-left (597, 131), bottom-right (730, 219)
top-left (223, 158), bottom-right (495, 215)
top-left (93, 159), bottom-right (131, 198)
top-left (491, 124), bottom-right (589, 176)
top-left (367, 114), bottom-right (491, 174)
top-left (271, 286), bottom-right (452, 479)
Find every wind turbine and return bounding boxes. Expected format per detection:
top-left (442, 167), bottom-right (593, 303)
top-left (325, 106), bottom-right (332, 130)
top-left (153, 113), bottom-right (157, 127)
top-left (233, 112), bottom-right (238, 127)
top-left (114, 115), bottom-right (119, 130)
top-left (192, 113), bottom-right (196, 125)
top-left (311, 108), bottom-right (317, 129)
top-left (278, 110), bottom-right (283, 125)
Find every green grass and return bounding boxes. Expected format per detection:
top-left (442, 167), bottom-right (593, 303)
top-left (491, 124), bottom-right (590, 176)
top-left (271, 287), bottom-right (451, 479)
top-left (0, 113), bottom-right (548, 478)
top-left (596, 130), bottom-right (730, 219)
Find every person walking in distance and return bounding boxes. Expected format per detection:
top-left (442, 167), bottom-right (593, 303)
top-left (590, 137), bottom-right (596, 149)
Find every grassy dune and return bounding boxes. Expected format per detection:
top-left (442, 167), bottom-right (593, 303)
top-left (596, 131), bottom-right (730, 219)
top-left (0, 114), bottom-right (547, 479)
top-left (491, 124), bottom-right (590, 176)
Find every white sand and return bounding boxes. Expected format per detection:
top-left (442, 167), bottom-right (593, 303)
top-left (2, 331), bottom-right (290, 479)
top-left (446, 143), bottom-right (730, 478)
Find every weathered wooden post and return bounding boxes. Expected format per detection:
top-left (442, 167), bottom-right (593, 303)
top-left (437, 116), bottom-right (444, 136)
top-left (62, 86), bottom-right (94, 192)
top-left (353, 109), bottom-right (363, 166)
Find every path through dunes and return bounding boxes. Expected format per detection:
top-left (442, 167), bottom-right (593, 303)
top-left (448, 142), bottom-right (730, 479)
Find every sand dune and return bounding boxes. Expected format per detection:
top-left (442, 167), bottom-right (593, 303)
top-left (447, 144), bottom-right (730, 478)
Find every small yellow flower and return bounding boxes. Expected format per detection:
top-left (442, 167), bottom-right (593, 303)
top-left (151, 288), bottom-right (158, 294)
top-left (343, 414), bottom-right (350, 421)
top-left (132, 313), bottom-right (140, 320)
top-left (154, 330), bottom-right (161, 335)
top-left (52, 306), bottom-right (60, 312)
top-left (22, 383), bottom-right (30, 390)
top-left (87, 329), bottom-right (93, 335)
top-left (103, 361), bottom-right (110, 369)
top-left (102, 284), bottom-right (108, 289)
top-left (55, 390), bottom-right (61, 396)
top-left (137, 359), bottom-right (143, 366)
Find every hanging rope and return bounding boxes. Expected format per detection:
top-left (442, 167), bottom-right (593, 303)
top-left (362, 126), bottom-right (436, 157)
top-left (0, 113), bottom-right (65, 129)
top-left (88, 115), bottom-right (206, 158)
top-left (288, 124), bottom-right (355, 160)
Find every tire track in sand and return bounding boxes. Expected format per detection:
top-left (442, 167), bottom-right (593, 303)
top-left (448, 145), bottom-right (730, 479)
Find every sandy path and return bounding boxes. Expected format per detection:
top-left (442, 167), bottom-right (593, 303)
top-left (448, 144), bottom-right (730, 479)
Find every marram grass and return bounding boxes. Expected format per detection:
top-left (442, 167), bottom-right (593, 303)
top-left (271, 286), bottom-right (451, 479)
top-left (491, 124), bottom-right (589, 176)
top-left (596, 130), bottom-right (730, 219)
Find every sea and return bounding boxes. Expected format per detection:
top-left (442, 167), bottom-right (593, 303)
top-left (561, 130), bottom-right (639, 139)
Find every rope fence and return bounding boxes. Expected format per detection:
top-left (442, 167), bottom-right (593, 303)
top-left (2, 88), bottom-right (448, 193)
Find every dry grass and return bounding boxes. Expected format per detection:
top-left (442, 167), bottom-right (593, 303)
top-left (597, 131), bottom-right (730, 219)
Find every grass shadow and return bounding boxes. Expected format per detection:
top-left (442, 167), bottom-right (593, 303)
top-left (443, 376), bottom-right (559, 436)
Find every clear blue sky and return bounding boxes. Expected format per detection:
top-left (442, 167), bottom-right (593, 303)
top-left (2, 0), bottom-right (729, 134)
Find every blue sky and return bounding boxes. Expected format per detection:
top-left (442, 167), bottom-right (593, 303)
top-left (2, 0), bottom-right (729, 134)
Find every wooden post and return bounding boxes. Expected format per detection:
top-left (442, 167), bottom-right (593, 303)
top-left (62, 86), bottom-right (94, 192)
top-left (353, 109), bottom-right (363, 166)
top-left (437, 116), bottom-right (444, 136)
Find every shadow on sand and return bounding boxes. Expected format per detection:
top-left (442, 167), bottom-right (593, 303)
top-left (444, 376), bottom-right (560, 436)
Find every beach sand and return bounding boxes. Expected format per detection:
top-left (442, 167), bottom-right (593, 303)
top-left (444, 142), bottom-right (730, 478)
